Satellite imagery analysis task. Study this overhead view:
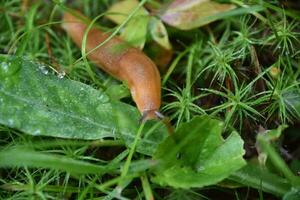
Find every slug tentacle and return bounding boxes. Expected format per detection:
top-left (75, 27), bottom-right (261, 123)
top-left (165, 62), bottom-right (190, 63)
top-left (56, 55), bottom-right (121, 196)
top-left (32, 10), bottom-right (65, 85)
top-left (62, 11), bottom-right (161, 120)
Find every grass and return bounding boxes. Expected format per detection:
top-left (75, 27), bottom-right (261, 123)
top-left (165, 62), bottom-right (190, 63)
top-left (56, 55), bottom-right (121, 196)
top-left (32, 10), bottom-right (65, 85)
top-left (1, 0), bottom-right (300, 199)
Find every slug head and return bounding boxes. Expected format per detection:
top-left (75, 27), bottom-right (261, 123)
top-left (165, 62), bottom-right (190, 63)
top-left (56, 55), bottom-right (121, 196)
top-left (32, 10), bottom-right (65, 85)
top-left (140, 110), bottom-right (164, 122)
top-left (119, 50), bottom-right (162, 121)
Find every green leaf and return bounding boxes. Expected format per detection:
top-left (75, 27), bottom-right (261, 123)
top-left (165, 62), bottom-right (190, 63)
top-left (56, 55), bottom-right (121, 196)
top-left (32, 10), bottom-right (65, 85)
top-left (106, 0), bottom-right (149, 48)
top-left (257, 129), bottom-right (300, 186)
top-left (0, 147), bottom-right (157, 174)
top-left (160, 0), bottom-right (264, 30)
top-left (152, 116), bottom-right (246, 188)
top-left (0, 55), bottom-right (168, 155)
top-left (106, 84), bottom-right (130, 100)
top-left (283, 188), bottom-right (300, 200)
top-left (120, 15), bottom-right (149, 48)
top-left (106, 0), bottom-right (147, 25)
top-left (149, 17), bottom-right (172, 50)
top-left (229, 163), bottom-right (292, 196)
top-left (114, 103), bottom-right (168, 155)
top-left (0, 147), bottom-right (114, 174)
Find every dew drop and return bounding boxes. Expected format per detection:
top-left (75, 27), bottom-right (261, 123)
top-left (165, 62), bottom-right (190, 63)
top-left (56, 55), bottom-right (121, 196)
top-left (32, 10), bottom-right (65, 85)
top-left (96, 94), bottom-right (109, 103)
top-left (1, 62), bottom-right (9, 72)
top-left (57, 71), bottom-right (66, 79)
top-left (33, 129), bottom-right (41, 135)
top-left (7, 119), bottom-right (14, 126)
top-left (0, 58), bottom-right (21, 77)
top-left (38, 64), bottom-right (49, 75)
top-left (197, 166), bottom-right (205, 171)
top-left (115, 186), bottom-right (122, 196)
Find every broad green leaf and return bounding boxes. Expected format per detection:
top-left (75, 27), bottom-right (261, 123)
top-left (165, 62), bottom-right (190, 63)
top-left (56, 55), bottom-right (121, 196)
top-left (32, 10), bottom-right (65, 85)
top-left (0, 147), bottom-right (114, 174)
top-left (106, 0), bottom-right (147, 25)
top-left (160, 0), bottom-right (263, 30)
top-left (0, 55), bottom-right (168, 155)
top-left (149, 17), bottom-right (172, 50)
top-left (120, 15), bottom-right (149, 48)
top-left (106, 84), bottom-right (130, 100)
top-left (106, 0), bottom-right (149, 48)
top-left (114, 103), bottom-right (168, 155)
top-left (152, 116), bottom-right (246, 188)
top-left (229, 163), bottom-right (292, 196)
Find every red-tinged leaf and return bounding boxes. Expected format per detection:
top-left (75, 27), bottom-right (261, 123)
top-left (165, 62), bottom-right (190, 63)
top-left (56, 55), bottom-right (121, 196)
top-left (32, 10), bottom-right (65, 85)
top-left (161, 0), bottom-right (236, 30)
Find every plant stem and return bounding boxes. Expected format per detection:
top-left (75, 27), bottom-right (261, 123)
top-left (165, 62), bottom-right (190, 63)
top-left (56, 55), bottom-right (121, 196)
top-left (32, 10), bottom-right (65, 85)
top-left (186, 45), bottom-right (196, 98)
top-left (257, 135), bottom-right (300, 187)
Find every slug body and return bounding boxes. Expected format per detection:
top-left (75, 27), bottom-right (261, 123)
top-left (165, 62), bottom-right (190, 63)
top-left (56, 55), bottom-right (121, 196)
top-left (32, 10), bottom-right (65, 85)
top-left (62, 12), bottom-right (161, 120)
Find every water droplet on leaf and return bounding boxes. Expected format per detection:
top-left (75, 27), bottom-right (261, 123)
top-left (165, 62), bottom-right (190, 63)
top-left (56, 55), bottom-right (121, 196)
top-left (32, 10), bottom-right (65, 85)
top-left (197, 166), bottom-right (205, 171)
top-left (0, 58), bottom-right (21, 77)
top-left (8, 119), bottom-right (14, 126)
top-left (38, 64), bottom-right (49, 75)
top-left (57, 71), bottom-right (66, 79)
top-left (33, 129), bottom-right (41, 135)
top-left (96, 94), bottom-right (109, 103)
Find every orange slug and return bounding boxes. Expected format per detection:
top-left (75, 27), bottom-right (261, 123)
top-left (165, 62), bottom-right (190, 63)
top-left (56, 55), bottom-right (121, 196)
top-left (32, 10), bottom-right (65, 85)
top-left (62, 11), bottom-right (162, 120)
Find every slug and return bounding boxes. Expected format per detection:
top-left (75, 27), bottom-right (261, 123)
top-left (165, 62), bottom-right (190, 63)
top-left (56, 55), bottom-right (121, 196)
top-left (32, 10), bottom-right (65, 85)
top-left (62, 11), bottom-right (162, 120)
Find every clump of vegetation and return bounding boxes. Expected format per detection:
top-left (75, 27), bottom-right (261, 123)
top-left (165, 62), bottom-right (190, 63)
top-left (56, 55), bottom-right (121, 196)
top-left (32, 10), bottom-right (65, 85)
top-left (0, 0), bottom-right (300, 199)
